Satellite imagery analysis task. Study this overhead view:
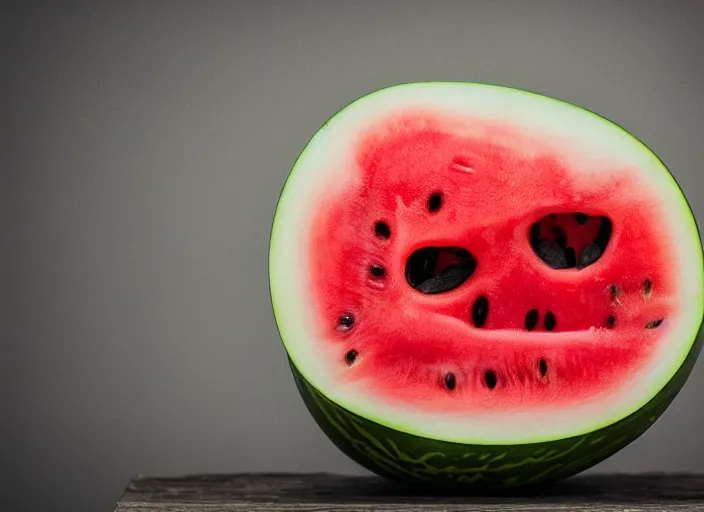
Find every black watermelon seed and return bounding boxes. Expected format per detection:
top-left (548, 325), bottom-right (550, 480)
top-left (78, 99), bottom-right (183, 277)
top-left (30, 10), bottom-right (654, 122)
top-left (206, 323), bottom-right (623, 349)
top-left (472, 296), bottom-right (489, 328)
top-left (444, 372), bottom-right (457, 391)
top-left (643, 279), bottom-right (652, 296)
top-left (406, 247), bottom-right (440, 288)
top-left (428, 192), bottom-right (442, 212)
top-left (575, 213), bottom-right (588, 225)
top-left (345, 350), bottom-right (358, 364)
top-left (530, 223), bottom-right (541, 246)
top-left (606, 315), bottom-right (615, 329)
top-left (374, 221), bottom-right (391, 239)
top-left (370, 264), bottom-right (385, 278)
top-left (594, 217), bottom-right (613, 251)
top-left (553, 227), bottom-right (568, 249)
top-left (577, 243), bottom-right (602, 269)
top-left (646, 319), bottom-right (664, 329)
top-left (545, 311), bottom-right (557, 331)
top-left (609, 284), bottom-right (618, 297)
top-left (564, 247), bottom-right (577, 268)
top-left (404, 249), bottom-right (475, 295)
top-left (525, 309), bottom-right (540, 331)
top-left (484, 370), bottom-right (498, 390)
top-left (415, 264), bottom-right (475, 294)
top-left (536, 239), bottom-right (569, 269)
top-left (539, 358), bottom-right (548, 377)
top-left (337, 313), bottom-right (355, 331)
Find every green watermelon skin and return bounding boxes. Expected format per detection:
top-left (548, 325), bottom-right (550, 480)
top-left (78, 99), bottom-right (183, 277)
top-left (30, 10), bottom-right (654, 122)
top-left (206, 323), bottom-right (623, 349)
top-left (290, 323), bottom-right (702, 490)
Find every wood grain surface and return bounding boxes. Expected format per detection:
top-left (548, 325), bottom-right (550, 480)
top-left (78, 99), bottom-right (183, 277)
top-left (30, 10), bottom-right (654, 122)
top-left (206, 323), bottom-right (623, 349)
top-left (115, 472), bottom-right (704, 511)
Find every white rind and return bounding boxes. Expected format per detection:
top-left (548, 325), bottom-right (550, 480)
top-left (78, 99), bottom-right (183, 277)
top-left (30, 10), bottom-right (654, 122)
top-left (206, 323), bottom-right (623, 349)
top-left (269, 82), bottom-right (703, 444)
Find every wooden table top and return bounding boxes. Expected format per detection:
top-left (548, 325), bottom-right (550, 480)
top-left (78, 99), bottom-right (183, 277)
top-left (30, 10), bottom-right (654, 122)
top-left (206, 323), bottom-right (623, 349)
top-left (115, 472), bottom-right (704, 511)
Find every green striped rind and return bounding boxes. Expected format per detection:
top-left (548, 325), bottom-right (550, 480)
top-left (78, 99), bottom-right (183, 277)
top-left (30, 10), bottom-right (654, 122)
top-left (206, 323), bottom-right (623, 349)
top-left (290, 324), bottom-right (702, 490)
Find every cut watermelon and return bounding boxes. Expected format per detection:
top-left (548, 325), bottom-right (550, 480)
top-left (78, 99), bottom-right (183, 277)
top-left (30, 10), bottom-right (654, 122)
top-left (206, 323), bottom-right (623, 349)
top-left (269, 82), bottom-right (704, 489)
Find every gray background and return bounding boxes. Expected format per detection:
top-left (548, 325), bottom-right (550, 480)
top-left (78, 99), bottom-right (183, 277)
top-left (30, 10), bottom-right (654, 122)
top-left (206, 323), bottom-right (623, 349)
top-left (4, 1), bottom-right (704, 511)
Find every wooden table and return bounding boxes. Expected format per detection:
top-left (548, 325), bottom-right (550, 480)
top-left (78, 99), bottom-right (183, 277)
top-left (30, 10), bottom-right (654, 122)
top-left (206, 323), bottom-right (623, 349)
top-left (115, 472), bottom-right (704, 511)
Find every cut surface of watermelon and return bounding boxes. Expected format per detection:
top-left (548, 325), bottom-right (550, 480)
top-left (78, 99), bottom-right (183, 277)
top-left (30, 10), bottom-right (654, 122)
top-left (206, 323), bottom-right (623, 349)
top-left (269, 83), bottom-right (703, 478)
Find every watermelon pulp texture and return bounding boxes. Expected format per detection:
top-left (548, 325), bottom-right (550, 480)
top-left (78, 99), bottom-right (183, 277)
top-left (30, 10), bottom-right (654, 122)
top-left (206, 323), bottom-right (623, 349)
top-left (269, 83), bottom-right (704, 489)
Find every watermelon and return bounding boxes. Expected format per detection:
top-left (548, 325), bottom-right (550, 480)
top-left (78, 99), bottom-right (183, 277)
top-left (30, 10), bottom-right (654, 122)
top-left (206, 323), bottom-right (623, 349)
top-left (268, 82), bottom-right (704, 490)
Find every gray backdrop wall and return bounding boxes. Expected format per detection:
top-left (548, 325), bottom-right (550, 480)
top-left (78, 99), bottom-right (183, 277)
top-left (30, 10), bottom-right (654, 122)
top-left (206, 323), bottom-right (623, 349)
top-left (4, 1), bottom-right (704, 511)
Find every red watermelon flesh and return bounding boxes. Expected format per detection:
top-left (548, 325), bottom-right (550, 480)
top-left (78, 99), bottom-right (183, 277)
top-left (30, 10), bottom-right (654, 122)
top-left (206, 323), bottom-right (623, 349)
top-left (309, 111), bottom-right (675, 414)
